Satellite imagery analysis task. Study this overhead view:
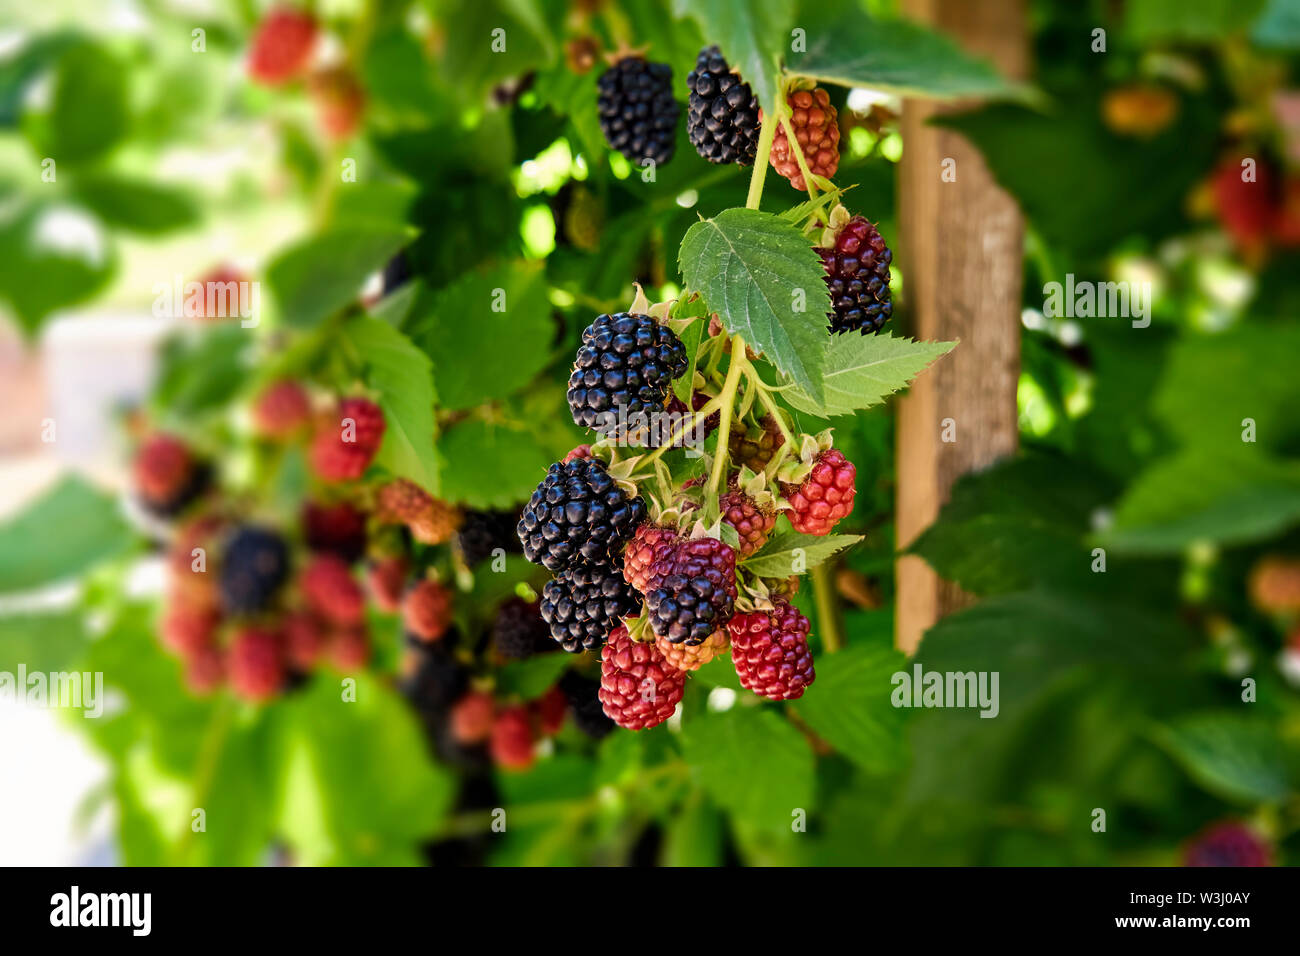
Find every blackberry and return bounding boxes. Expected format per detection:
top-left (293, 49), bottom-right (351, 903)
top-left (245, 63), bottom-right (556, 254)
top-left (780, 448), bottom-right (857, 535)
top-left (645, 536), bottom-right (737, 646)
top-left (517, 457), bottom-right (647, 572)
top-left (457, 509), bottom-right (523, 567)
top-left (493, 597), bottom-right (552, 659)
top-left (686, 46), bottom-right (761, 165)
top-left (301, 500), bottom-right (366, 563)
top-left (399, 641), bottom-right (468, 714)
top-left (769, 87), bottom-right (840, 191)
top-left (541, 557), bottom-right (641, 653)
top-left (1183, 821), bottom-right (1273, 867)
top-left (567, 312), bottom-right (688, 437)
top-left (219, 526), bottom-right (290, 615)
top-left (134, 434), bottom-right (209, 517)
top-left (728, 600), bottom-right (815, 701)
top-left (559, 672), bottom-right (615, 739)
top-left (819, 216), bottom-right (893, 334)
top-left (596, 57), bottom-right (679, 168)
top-left (598, 625), bottom-right (685, 730)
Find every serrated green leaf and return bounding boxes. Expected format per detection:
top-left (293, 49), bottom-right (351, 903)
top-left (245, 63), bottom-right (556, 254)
top-left (670, 0), bottom-right (791, 113)
top-left (681, 706), bottom-right (814, 831)
top-left (438, 420), bottom-right (552, 509)
top-left (792, 643), bottom-right (909, 774)
top-left (743, 531), bottom-right (862, 577)
top-left (781, 333), bottom-right (955, 419)
top-left (342, 315), bottom-right (439, 493)
top-left (0, 476), bottom-right (131, 593)
top-left (679, 208), bottom-right (829, 401)
top-left (72, 174), bottom-right (199, 235)
top-left (268, 227), bottom-right (410, 328)
top-left (786, 13), bottom-right (1032, 102)
top-left (1151, 713), bottom-right (1291, 805)
top-left (408, 261), bottom-right (553, 410)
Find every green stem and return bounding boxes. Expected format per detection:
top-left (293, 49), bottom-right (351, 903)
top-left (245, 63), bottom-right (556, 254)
top-left (173, 696), bottom-right (236, 863)
top-left (751, 384), bottom-right (797, 447)
top-left (745, 109), bottom-right (780, 211)
top-left (811, 563), bottom-right (843, 653)
top-left (777, 110), bottom-right (820, 204)
top-left (639, 393), bottom-right (725, 467)
top-left (707, 339), bottom-right (748, 499)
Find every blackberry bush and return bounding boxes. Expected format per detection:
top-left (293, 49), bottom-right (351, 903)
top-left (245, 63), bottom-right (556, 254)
top-left (596, 57), bottom-right (679, 167)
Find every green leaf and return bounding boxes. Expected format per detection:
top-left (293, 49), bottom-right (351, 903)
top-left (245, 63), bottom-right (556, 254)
top-left (1103, 447), bottom-right (1300, 553)
top-left (0, 611), bottom-right (88, 671)
top-left (1126, 0), bottom-right (1268, 42)
top-left (781, 333), bottom-right (955, 418)
top-left (341, 315), bottom-right (439, 493)
top-left (681, 706), bottom-right (814, 831)
top-left (670, 0), bottom-right (792, 113)
top-left (495, 653), bottom-right (571, 701)
top-left (0, 202), bottom-right (116, 334)
top-left (408, 261), bottom-right (553, 410)
top-left (1252, 0), bottom-right (1300, 47)
top-left (437, 420), bottom-right (553, 509)
top-left (792, 643), bottom-right (908, 775)
top-left (679, 208), bottom-right (829, 401)
top-left (743, 531), bottom-right (862, 577)
top-left (787, 13), bottom-right (1031, 102)
top-left (662, 793), bottom-right (725, 866)
top-left (276, 676), bottom-right (456, 864)
top-left (267, 227), bottom-right (409, 328)
top-left (671, 317), bottom-right (705, 406)
top-left (31, 42), bottom-right (128, 165)
top-left (1151, 713), bottom-right (1291, 805)
top-left (150, 324), bottom-right (251, 420)
top-left (0, 476), bottom-right (130, 593)
top-left (72, 175), bottom-right (199, 235)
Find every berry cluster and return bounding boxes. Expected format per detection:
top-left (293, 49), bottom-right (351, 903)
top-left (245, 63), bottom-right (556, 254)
top-left (596, 57), bottom-right (679, 168)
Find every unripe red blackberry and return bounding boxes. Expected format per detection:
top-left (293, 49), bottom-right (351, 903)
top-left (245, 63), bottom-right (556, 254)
top-left (328, 625), bottom-right (371, 671)
top-left (309, 66), bottom-right (364, 141)
top-left (645, 536), bottom-right (737, 646)
top-left (686, 45), bottom-right (761, 165)
top-left (622, 524), bottom-right (680, 595)
top-left (531, 685), bottom-right (568, 736)
top-left (1182, 821), bottom-right (1273, 867)
top-left (490, 705), bottom-right (536, 770)
top-left (780, 449), bottom-right (856, 535)
top-left (567, 312), bottom-right (688, 437)
top-left (247, 6), bottom-right (317, 86)
top-left (134, 433), bottom-right (208, 517)
top-left (656, 628), bottom-right (728, 672)
top-left (728, 601), bottom-right (815, 700)
top-left (596, 57), bottom-right (679, 168)
top-left (540, 557), bottom-right (641, 652)
top-left (365, 556), bottom-right (407, 613)
top-left (376, 479), bottom-right (461, 545)
top-left (251, 380), bottom-right (311, 439)
top-left (301, 554), bottom-right (365, 626)
top-left (562, 443), bottom-right (593, 463)
top-left (283, 610), bottom-right (327, 670)
top-left (1248, 556), bottom-right (1300, 612)
top-left (598, 625), bottom-right (685, 730)
top-left (493, 597), bottom-right (551, 659)
top-left (160, 604), bottom-right (219, 656)
top-left (719, 490), bottom-right (776, 557)
top-left (302, 500), bottom-right (367, 563)
top-left (769, 88), bottom-right (840, 191)
top-left (818, 216), bottom-right (893, 334)
top-left (183, 645), bottom-right (225, 696)
top-left (451, 691), bottom-right (496, 745)
top-left (517, 457), bottom-right (646, 572)
top-left (309, 397), bottom-right (385, 482)
top-left (218, 526), bottom-right (290, 615)
top-left (228, 626), bottom-right (286, 701)
top-left (403, 579), bottom-right (453, 643)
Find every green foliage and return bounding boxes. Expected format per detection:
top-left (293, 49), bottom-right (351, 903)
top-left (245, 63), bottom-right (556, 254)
top-left (0, 476), bottom-right (131, 593)
top-left (437, 419), bottom-right (552, 508)
top-left (268, 228), bottom-right (411, 328)
top-left (1152, 713), bottom-right (1293, 805)
top-left (671, 0), bottom-right (792, 113)
top-left (743, 531), bottom-right (863, 577)
top-left (792, 642), bottom-right (909, 774)
top-left (781, 333), bottom-right (956, 419)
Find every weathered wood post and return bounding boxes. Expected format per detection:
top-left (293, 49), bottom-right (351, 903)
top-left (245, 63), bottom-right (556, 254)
top-left (895, 0), bottom-right (1029, 653)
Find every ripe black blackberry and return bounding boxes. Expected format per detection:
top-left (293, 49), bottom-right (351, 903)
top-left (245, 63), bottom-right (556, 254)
top-left (559, 671), bottom-right (615, 739)
top-left (567, 312), bottom-right (688, 436)
top-left (399, 640), bottom-right (469, 714)
top-left (645, 537), bottom-right (737, 646)
top-left (596, 57), bottom-right (679, 167)
top-left (493, 597), bottom-right (552, 659)
top-left (219, 526), bottom-right (290, 615)
top-left (686, 46), bottom-right (761, 165)
top-left (457, 509), bottom-right (522, 567)
top-left (819, 216), bottom-right (894, 334)
top-left (517, 457), bottom-right (646, 572)
top-left (540, 557), bottom-right (641, 652)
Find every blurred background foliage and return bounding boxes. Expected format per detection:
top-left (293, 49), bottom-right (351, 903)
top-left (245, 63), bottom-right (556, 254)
top-left (0, 0), bottom-right (1298, 866)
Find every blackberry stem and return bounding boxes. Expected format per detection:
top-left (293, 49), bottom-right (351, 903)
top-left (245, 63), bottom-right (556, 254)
top-left (706, 336), bottom-right (748, 499)
top-left (638, 393), bottom-right (725, 466)
top-left (751, 383), bottom-right (797, 447)
top-left (777, 109), bottom-right (821, 204)
top-left (812, 563), bottom-right (844, 653)
top-left (745, 107), bottom-right (779, 210)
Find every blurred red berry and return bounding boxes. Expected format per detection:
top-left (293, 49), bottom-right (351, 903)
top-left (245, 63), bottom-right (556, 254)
top-left (365, 556), bottom-right (408, 613)
top-left (247, 6), bottom-right (317, 85)
top-left (309, 67), bottom-right (365, 140)
top-left (302, 500), bottom-right (367, 563)
top-left (532, 685), bottom-right (568, 736)
top-left (403, 579), bottom-right (453, 643)
top-left (283, 611), bottom-right (326, 670)
top-left (451, 691), bottom-right (496, 744)
top-left (1183, 821), bottom-right (1273, 867)
top-left (491, 706), bottom-right (536, 770)
top-left (300, 554), bottom-right (365, 626)
top-left (252, 380), bottom-right (311, 439)
top-left (228, 627), bottom-right (285, 701)
top-left (310, 397), bottom-right (385, 481)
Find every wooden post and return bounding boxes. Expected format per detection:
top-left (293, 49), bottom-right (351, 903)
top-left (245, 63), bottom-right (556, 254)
top-left (895, 0), bottom-right (1029, 654)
